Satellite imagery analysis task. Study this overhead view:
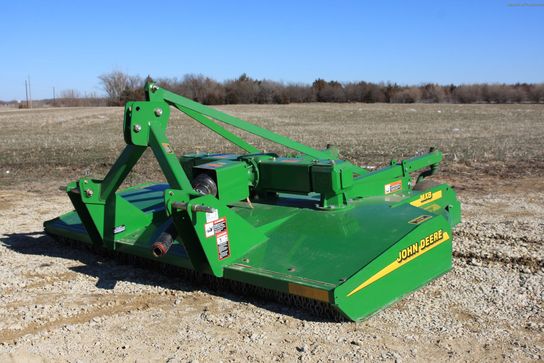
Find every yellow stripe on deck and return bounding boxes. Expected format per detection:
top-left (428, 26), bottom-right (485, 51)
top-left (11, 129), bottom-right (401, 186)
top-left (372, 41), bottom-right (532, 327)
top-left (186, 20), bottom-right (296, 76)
top-left (347, 232), bottom-right (450, 297)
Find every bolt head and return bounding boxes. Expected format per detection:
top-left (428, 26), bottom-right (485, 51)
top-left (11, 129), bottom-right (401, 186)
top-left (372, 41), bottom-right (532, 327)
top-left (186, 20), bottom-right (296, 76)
top-left (154, 108), bottom-right (163, 117)
top-left (85, 189), bottom-right (93, 197)
top-left (133, 124), bottom-right (142, 133)
top-left (151, 85), bottom-right (159, 92)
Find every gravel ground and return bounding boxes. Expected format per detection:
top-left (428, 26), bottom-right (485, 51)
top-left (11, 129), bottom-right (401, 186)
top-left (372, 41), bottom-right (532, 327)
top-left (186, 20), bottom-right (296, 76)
top-left (0, 176), bottom-right (542, 362)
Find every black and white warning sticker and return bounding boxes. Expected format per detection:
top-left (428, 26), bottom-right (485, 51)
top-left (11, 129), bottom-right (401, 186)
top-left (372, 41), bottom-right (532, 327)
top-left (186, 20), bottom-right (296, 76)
top-left (213, 218), bottom-right (230, 260)
top-left (216, 231), bottom-right (230, 260)
top-left (204, 209), bottom-right (221, 238)
top-left (205, 208), bottom-right (219, 223)
top-left (204, 222), bottom-right (214, 238)
top-left (213, 218), bottom-right (227, 234)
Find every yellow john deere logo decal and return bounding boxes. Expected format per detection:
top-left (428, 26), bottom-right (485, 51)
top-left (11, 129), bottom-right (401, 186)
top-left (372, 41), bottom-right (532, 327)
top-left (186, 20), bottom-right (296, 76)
top-left (410, 190), bottom-right (442, 207)
top-left (347, 230), bottom-right (450, 297)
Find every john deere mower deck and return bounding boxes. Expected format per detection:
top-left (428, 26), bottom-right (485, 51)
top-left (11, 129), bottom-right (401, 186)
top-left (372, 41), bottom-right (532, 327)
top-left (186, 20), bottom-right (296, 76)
top-left (44, 82), bottom-right (461, 321)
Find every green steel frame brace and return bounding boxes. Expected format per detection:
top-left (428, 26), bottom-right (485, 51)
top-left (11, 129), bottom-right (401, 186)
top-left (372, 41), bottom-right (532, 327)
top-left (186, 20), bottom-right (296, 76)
top-left (146, 82), bottom-right (331, 160)
top-left (65, 81), bottom-right (451, 278)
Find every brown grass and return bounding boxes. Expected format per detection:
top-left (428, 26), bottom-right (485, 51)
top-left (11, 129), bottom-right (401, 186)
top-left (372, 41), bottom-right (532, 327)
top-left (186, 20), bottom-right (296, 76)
top-left (1, 103), bottom-right (543, 188)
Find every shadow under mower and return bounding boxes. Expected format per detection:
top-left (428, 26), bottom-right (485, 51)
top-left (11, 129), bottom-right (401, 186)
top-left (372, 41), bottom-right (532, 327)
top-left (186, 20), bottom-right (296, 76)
top-left (44, 81), bottom-right (461, 321)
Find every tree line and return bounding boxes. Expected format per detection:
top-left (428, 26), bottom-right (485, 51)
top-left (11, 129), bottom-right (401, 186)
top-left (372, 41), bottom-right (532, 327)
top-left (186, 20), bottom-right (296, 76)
top-left (5, 71), bottom-right (541, 107)
top-left (98, 71), bottom-right (544, 106)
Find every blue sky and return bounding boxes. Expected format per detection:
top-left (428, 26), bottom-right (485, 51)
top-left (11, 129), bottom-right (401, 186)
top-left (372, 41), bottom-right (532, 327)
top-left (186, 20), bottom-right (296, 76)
top-left (1, 0), bottom-right (543, 100)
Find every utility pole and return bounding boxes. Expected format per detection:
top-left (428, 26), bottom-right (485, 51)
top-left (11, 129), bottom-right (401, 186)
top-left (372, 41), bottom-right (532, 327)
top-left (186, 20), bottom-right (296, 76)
top-left (53, 87), bottom-right (56, 104)
top-left (28, 75), bottom-right (32, 109)
top-left (25, 80), bottom-right (29, 108)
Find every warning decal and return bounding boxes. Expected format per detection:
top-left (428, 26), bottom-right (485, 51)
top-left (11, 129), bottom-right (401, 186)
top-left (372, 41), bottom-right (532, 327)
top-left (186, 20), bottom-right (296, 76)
top-left (213, 218), bottom-right (227, 234)
top-left (205, 208), bottom-right (219, 223)
top-left (213, 218), bottom-right (230, 260)
top-left (204, 222), bottom-right (214, 238)
top-left (385, 180), bottom-right (402, 194)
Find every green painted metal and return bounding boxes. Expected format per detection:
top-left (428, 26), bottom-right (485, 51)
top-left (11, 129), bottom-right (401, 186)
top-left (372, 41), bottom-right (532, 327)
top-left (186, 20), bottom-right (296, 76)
top-left (44, 82), bottom-right (461, 321)
top-left (194, 160), bottom-right (250, 204)
top-left (146, 83), bottom-right (333, 161)
top-left (177, 106), bottom-right (260, 154)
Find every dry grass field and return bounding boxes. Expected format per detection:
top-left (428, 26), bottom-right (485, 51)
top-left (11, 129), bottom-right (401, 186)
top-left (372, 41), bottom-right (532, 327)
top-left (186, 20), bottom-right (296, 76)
top-left (1, 103), bottom-right (542, 187)
top-left (0, 103), bottom-right (543, 362)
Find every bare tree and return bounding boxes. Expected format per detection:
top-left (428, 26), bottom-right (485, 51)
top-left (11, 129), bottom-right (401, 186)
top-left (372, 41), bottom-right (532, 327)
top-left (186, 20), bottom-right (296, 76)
top-left (313, 80), bottom-right (346, 102)
top-left (284, 84), bottom-right (315, 103)
top-left (452, 85), bottom-right (482, 103)
top-left (60, 89), bottom-right (81, 99)
top-left (58, 89), bottom-right (81, 107)
top-left (179, 74), bottom-right (207, 101)
top-left (528, 84), bottom-right (544, 103)
top-left (420, 84), bottom-right (446, 103)
top-left (225, 74), bottom-right (260, 104)
top-left (390, 87), bottom-right (422, 103)
top-left (99, 71), bottom-right (143, 105)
